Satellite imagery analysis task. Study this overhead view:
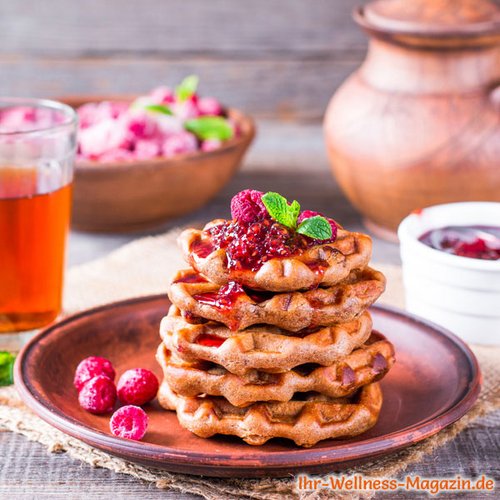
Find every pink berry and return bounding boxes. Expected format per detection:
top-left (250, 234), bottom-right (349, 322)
top-left (122, 111), bottom-right (157, 140)
top-left (298, 210), bottom-right (338, 239)
top-left (78, 375), bottom-right (117, 414)
top-left (201, 139), bottom-right (222, 152)
top-left (197, 96), bottom-right (223, 116)
top-left (162, 131), bottom-right (198, 158)
top-left (230, 189), bottom-right (267, 223)
top-left (74, 356), bottom-right (115, 392)
top-left (297, 210), bottom-right (322, 223)
top-left (149, 86), bottom-right (175, 104)
top-left (172, 99), bottom-right (199, 120)
top-left (117, 368), bottom-right (159, 406)
top-left (110, 405), bottom-right (148, 440)
top-left (78, 118), bottom-right (131, 157)
top-left (134, 139), bottom-right (161, 159)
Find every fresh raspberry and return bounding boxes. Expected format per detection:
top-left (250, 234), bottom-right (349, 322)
top-left (297, 210), bottom-right (322, 223)
top-left (134, 139), bottom-right (160, 159)
top-left (197, 96), bottom-right (223, 116)
top-left (230, 189), bottom-right (267, 223)
top-left (110, 405), bottom-right (148, 441)
top-left (78, 375), bottom-right (117, 414)
top-left (149, 85), bottom-right (175, 104)
top-left (298, 210), bottom-right (338, 240)
top-left (201, 139), bottom-right (222, 152)
top-left (162, 131), bottom-right (198, 158)
top-left (117, 368), bottom-right (159, 406)
top-left (74, 356), bottom-right (115, 392)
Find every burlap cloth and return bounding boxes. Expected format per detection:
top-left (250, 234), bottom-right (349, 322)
top-left (0, 228), bottom-right (499, 499)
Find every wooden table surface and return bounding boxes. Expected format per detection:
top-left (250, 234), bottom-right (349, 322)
top-left (0, 122), bottom-right (498, 498)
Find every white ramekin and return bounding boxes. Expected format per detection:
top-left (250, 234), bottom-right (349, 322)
top-left (398, 202), bottom-right (500, 345)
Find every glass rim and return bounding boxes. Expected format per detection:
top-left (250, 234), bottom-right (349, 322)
top-left (0, 97), bottom-right (77, 136)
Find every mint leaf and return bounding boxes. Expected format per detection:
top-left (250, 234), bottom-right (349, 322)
top-left (144, 104), bottom-right (173, 115)
top-left (297, 216), bottom-right (332, 240)
top-left (0, 352), bottom-right (15, 386)
top-left (288, 200), bottom-right (301, 228)
top-left (262, 192), bottom-right (289, 225)
top-left (185, 116), bottom-right (233, 141)
top-left (262, 192), bottom-right (301, 229)
top-left (176, 74), bottom-right (199, 102)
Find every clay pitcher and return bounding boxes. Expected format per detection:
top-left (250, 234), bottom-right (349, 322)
top-left (324, 0), bottom-right (500, 239)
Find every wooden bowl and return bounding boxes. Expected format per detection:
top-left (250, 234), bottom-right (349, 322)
top-left (63, 96), bottom-right (255, 232)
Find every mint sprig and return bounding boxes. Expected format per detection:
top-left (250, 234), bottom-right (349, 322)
top-left (261, 192), bottom-right (296, 228)
top-left (175, 74), bottom-right (199, 102)
top-left (261, 192), bottom-right (332, 240)
top-left (185, 116), bottom-right (233, 141)
top-left (297, 215), bottom-right (332, 240)
top-left (144, 104), bottom-right (173, 115)
top-left (0, 352), bottom-right (15, 386)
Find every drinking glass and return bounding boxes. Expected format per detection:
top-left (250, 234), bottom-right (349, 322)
top-left (0, 98), bottom-right (77, 343)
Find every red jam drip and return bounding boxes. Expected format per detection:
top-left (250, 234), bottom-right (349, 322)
top-left (191, 239), bottom-right (215, 259)
top-left (195, 334), bottom-right (226, 348)
top-left (193, 281), bottom-right (245, 310)
top-left (305, 260), bottom-right (329, 277)
top-left (419, 226), bottom-right (500, 261)
top-left (174, 272), bottom-right (208, 284)
top-left (206, 218), bottom-right (337, 272)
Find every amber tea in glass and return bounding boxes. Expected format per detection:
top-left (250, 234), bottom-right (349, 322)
top-left (0, 99), bottom-right (76, 333)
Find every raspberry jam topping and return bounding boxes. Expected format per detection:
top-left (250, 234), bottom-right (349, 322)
top-left (419, 226), bottom-right (500, 261)
top-left (206, 218), bottom-right (336, 271)
top-left (195, 333), bottom-right (226, 347)
top-left (193, 281), bottom-right (246, 309)
top-left (190, 239), bottom-right (215, 259)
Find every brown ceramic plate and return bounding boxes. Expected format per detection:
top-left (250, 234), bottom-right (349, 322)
top-left (15, 296), bottom-right (480, 478)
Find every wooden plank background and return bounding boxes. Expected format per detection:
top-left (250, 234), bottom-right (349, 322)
top-left (0, 0), bottom-right (368, 120)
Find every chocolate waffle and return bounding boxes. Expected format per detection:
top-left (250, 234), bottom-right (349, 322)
top-left (160, 306), bottom-right (373, 375)
top-left (157, 379), bottom-right (383, 447)
top-left (168, 267), bottom-right (386, 331)
top-left (179, 223), bottom-right (372, 292)
top-left (156, 332), bottom-right (394, 407)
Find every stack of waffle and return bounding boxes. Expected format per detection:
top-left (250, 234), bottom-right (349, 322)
top-left (157, 222), bottom-right (395, 447)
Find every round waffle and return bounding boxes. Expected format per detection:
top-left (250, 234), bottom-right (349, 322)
top-left (160, 306), bottom-right (373, 375)
top-left (156, 332), bottom-right (395, 407)
top-left (179, 223), bottom-right (372, 292)
top-left (157, 380), bottom-right (383, 447)
top-left (168, 267), bottom-right (386, 331)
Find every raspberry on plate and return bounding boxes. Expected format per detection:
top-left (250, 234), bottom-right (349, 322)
top-left (78, 375), bottom-right (117, 414)
top-left (117, 368), bottom-right (159, 406)
top-left (74, 356), bottom-right (115, 392)
top-left (110, 405), bottom-right (149, 441)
